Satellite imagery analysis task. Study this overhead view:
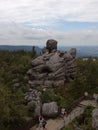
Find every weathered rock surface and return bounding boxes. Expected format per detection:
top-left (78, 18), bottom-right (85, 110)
top-left (25, 89), bottom-right (42, 116)
top-left (27, 39), bottom-right (76, 87)
top-left (46, 39), bottom-right (57, 53)
top-left (42, 102), bottom-right (58, 117)
top-left (92, 108), bottom-right (98, 130)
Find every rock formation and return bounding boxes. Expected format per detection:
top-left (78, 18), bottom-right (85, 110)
top-left (27, 39), bottom-right (76, 88)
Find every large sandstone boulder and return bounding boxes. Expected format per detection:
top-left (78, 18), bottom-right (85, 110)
top-left (42, 102), bottom-right (58, 117)
top-left (27, 39), bottom-right (76, 88)
top-left (92, 108), bottom-right (98, 130)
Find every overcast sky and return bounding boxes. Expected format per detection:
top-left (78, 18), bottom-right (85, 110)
top-left (0, 0), bottom-right (98, 46)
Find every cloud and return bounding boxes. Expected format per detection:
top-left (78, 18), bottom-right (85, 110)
top-left (0, 0), bottom-right (98, 24)
top-left (0, 23), bottom-right (98, 46)
top-left (0, 0), bottom-right (98, 46)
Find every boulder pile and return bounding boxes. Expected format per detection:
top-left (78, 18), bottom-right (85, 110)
top-left (25, 89), bottom-right (41, 116)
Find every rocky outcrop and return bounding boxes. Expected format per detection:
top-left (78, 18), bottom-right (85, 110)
top-left (42, 102), bottom-right (58, 117)
top-left (27, 39), bottom-right (76, 88)
top-left (24, 89), bottom-right (42, 116)
top-left (92, 108), bottom-right (98, 130)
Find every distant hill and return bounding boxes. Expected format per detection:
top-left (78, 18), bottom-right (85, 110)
top-left (0, 45), bottom-right (42, 55)
top-left (58, 46), bottom-right (98, 57)
top-left (0, 45), bottom-right (98, 57)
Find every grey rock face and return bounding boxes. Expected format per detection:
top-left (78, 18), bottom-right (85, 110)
top-left (92, 108), bottom-right (98, 130)
top-left (25, 89), bottom-right (42, 116)
top-left (42, 102), bottom-right (58, 117)
top-left (46, 39), bottom-right (57, 53)
top-left (27, 39), bottom-right (76, 88)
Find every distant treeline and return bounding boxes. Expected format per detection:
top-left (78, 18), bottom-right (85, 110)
top-left (0, 45), bottom-right (98, 57)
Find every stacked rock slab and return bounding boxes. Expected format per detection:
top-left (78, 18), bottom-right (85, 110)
top-left (27, 39), bottom-right (76, 87)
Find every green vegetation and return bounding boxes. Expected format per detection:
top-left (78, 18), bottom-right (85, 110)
top-left (0, 49), bottom-right (98, 130)
top-left (26, 103), bottom-right (36, 117)
top-left (63, 106), bottom-right (95, 130)
top-left (0, 50), bottom-right (36, 130)
top-left (74, 106), bottom-right (95, 130)
top-left (54, 57), bottom-right (98, 107)
top-left (41, 88), bottom-right (66, 108)
top-left (63, 124), bottom-right (74, 130)
top-left (40, 57), bottom-right (98, 110)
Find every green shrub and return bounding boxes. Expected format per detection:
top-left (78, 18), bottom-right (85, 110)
top-left (62, 123), bottom-right (74, 130)
top-left (74, 105), bottom-right (95, 130)
top-left (84, 106), bottom-right (95, 117)
top-left (27, 103), bottom-right (35, 117)
top-left (41, 89), bottom-right (56, 103)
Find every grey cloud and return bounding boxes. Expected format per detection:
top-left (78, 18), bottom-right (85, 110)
top-left (0, 0), bottom-right (98, 24)
top-left (0, 23), bottom-right (98, 46)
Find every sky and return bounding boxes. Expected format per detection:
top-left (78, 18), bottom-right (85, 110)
top-left (0, 0), bottom-right (98, 46)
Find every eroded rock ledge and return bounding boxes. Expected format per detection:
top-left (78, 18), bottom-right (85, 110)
top-left (27, 39), bottom-right (76, 88)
